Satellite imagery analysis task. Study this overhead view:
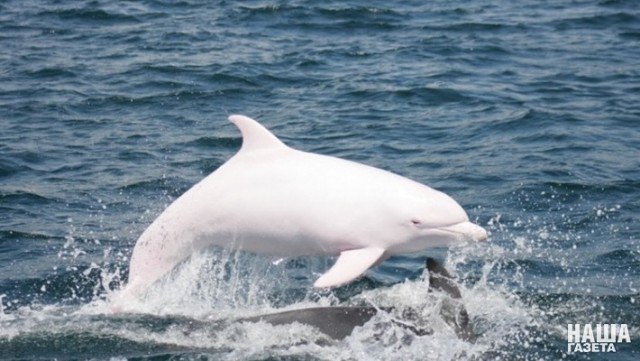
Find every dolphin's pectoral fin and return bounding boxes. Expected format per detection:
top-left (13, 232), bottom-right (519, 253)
top-left (313, 247), bottom-right (386, 288)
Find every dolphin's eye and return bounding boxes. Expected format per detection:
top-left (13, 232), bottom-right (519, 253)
top-left (411, 219), bottom-right (422, 226)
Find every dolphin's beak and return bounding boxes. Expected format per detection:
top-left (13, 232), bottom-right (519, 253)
top-left (441, 221), bottom-right (488, 242)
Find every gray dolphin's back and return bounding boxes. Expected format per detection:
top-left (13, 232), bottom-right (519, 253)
top-left (239, 258), bottom-right (475, 341)
top-left (242, 306), bottom-right (377, 340)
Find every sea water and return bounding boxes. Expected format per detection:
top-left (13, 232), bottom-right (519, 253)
top-left (1, 0), bottom-right (639, 359)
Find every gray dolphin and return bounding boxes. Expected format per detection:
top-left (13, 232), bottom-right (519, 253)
top-left (241, 257), bottom-right (475, 341)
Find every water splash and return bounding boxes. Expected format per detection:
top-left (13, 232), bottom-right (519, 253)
top-left (4, 186), bottom-right (636, 361)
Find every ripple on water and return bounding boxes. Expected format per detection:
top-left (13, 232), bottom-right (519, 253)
top-left (1, 0), bottom-right (639, 359)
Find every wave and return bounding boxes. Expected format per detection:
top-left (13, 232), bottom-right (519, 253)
top-left (21, 66), bottom-right (77, 79)
top-left (182, 136), bottom-right (241, 150)
top-left (549, 12), bottom-right (638, 30)
top-left (0, 158), bottom-right (33, 178)
top-left (593, 249), bottom-right (640, 267)
top-left (421, 22), bottom-right (523, 32)
top-left (345, 86), bottom-right (468, 105)
top-left (37, 8), bottom-right (139, 24)
top-left (0, 191), bottom-right (59, 206)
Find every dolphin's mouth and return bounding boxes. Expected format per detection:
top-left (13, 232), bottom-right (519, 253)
top-left (438, 221), bottom-right (488, 242)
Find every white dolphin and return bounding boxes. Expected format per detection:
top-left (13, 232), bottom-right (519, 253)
top-left (120, 115), bottom-right (487, 300)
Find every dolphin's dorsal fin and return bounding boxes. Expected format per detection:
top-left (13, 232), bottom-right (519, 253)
top-left (313, 247), bottom-right (387, 288)
top-left (228, 115), bottom-right (287, 152)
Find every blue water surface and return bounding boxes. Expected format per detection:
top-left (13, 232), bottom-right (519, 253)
top-left (1, 0), bottom-right (639, 360)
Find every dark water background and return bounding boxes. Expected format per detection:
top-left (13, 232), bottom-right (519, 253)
top-left (1, 0), bottom-right (639, 360)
